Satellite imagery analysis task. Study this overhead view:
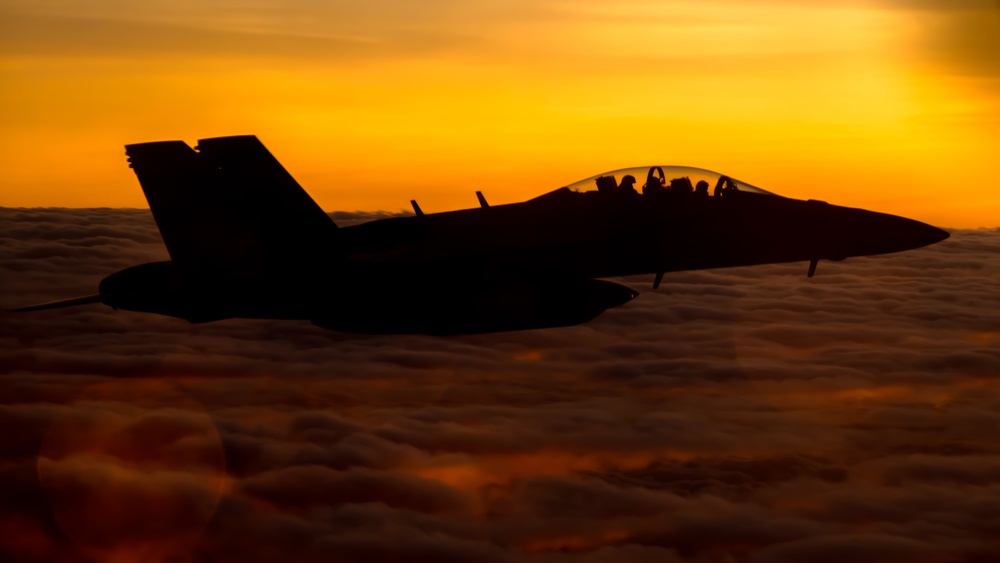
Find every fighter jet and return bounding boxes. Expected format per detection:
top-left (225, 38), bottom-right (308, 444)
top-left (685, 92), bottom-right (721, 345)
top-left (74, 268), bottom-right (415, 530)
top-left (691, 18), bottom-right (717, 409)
top-left (9, 135), bottom-right (949, 335)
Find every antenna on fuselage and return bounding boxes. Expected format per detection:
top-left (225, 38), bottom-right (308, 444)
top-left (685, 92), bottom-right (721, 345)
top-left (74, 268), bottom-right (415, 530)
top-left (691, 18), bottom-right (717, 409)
top-left (808, 259), bottom-right (818, 278)
top-left (410, 200), bottom-right (424, 216)
top-left (476, 191), bottom-right (489, 208)
top-left (653, 271), bottom-right (664, 289)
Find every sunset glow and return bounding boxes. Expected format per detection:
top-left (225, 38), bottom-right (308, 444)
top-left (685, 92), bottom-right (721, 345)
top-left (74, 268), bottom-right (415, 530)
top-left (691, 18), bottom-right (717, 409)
top-left (1, 3), bottom-right (998, 556)
top-left (2, 0), bottom-right (999, 226)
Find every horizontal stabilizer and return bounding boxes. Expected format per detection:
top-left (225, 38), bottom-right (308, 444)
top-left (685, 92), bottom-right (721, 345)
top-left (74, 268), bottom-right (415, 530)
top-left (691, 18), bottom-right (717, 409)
top-left (7, 294), bottom-right (103, 312)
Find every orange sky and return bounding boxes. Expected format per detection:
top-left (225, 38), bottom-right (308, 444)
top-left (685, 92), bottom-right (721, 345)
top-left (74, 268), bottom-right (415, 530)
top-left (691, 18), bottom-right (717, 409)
top-left (1, 0), bottom-right (999, 227)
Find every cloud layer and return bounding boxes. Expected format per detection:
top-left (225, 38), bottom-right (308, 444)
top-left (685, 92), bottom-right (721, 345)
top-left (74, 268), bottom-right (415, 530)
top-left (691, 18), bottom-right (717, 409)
top-left (1, 208), bottom-right (999, 562)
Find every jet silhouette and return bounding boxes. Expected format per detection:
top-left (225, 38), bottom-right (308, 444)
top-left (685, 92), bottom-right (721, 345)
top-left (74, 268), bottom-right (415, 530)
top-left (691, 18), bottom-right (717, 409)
top-left (9, 136), bottom-right (949, 335)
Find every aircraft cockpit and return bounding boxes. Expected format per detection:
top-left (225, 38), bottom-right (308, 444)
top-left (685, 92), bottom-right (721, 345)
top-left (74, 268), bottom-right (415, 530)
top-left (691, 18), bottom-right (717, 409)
top-left (562, 166), bottom-right (776, 198)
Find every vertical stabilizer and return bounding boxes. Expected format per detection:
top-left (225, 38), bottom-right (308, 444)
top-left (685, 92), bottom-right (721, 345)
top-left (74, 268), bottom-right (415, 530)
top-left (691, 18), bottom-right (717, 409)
top-left (125, 135), bottom-right (340, 273)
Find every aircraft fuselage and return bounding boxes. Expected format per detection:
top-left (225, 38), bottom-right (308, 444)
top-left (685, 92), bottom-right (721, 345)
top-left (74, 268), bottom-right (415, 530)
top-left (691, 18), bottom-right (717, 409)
top-left (98, 189), bottom-right (946, 334)
top-left (13, 136), bottom-right (948, 335)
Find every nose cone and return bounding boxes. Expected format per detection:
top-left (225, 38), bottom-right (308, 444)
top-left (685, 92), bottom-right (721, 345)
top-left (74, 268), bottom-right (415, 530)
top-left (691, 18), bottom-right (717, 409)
top-left (843, 210), bottom-right (949, 258)
top-left (593, 280), bottom-right (639, 308)
top-left (910, 220), bottom-right (950, 247)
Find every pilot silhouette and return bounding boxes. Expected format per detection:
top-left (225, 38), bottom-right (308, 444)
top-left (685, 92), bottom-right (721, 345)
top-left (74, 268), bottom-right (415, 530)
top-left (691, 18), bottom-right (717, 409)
top-left (669, 176), bottom-right (694, 193)
top-left (619, 175), bottom-right (639, 195)
top-left (695, 180), bottom-right (710, 196)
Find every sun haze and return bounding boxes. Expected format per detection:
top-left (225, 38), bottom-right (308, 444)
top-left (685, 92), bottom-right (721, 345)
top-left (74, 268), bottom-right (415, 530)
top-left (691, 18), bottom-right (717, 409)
top-left (1, 0), bottom-right (999, 227)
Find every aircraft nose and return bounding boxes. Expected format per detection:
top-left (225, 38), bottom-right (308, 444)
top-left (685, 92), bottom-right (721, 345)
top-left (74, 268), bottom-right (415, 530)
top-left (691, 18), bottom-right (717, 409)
top-left (911, 221), bottom-right (950, 247)
top-left (843, 211), bottom-right (949, 257)
top-left (604, 282), bottom-right (640, 306)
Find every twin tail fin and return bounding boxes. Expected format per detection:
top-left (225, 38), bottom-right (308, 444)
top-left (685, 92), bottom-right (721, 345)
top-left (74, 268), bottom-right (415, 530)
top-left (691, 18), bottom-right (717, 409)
top-left (125, 135), bottom-right (340, 273)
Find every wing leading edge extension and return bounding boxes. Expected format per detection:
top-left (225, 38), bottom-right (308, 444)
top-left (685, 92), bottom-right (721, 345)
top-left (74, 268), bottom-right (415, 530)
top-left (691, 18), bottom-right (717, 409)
top-left (6, 294), bottom-right (103, 313)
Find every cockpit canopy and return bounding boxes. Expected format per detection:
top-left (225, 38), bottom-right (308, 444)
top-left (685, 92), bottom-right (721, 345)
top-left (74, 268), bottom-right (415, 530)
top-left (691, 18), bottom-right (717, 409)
top-left (563, 166), bottom-right (776, 197)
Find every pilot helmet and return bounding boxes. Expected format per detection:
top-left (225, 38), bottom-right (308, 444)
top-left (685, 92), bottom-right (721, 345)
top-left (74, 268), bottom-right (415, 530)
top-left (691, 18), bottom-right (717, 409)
top-left (620, 175), bottom-right (636, 186)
